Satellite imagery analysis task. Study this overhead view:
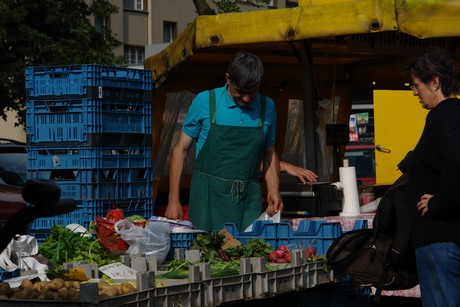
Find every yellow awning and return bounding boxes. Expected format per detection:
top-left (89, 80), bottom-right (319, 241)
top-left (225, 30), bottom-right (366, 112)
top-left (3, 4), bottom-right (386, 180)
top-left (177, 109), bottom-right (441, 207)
top-left (145, 0), bottom-right (460, 81)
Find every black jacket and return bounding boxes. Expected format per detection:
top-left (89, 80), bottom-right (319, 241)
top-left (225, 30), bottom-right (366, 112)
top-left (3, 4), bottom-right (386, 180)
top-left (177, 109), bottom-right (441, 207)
top-left (408, 98), bottom-right (460, 248)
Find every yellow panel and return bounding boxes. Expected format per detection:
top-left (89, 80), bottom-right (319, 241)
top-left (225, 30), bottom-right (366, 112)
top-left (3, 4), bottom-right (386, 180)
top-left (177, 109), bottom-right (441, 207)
top-left (299, 0), bottom-right (357, 5)
top-left (195, 1), bottom-right (397, 48)
top-left (373, 90), bottom-right (428, 185)
top-left (396, 0), bottom-right (460, 38)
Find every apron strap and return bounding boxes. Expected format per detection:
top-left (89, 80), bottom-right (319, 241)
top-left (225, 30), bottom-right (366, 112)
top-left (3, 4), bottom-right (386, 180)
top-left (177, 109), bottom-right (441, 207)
top-left (209, 90), bottom-right (217, 124)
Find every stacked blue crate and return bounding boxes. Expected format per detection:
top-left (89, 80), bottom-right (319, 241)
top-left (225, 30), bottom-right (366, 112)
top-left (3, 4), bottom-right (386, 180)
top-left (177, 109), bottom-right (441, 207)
top-left (25, 65), bottom-right (154, 242)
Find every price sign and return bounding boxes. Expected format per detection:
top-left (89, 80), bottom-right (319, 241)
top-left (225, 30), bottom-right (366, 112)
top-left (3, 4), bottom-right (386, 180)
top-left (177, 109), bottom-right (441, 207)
top-left (99, 262), bottom-right (138, 280)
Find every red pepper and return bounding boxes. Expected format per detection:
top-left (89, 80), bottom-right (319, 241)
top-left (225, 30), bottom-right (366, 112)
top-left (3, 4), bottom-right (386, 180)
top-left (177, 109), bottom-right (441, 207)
top-left (106, 208), bottom-right (124, 222)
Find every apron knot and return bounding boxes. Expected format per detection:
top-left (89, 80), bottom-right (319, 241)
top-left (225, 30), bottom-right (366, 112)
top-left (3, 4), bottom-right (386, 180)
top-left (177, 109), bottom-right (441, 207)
top-left (230, 179), bottom-right (245, 203)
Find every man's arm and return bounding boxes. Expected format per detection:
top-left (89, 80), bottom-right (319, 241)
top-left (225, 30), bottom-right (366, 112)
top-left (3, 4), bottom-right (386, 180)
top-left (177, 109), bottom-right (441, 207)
top-left (165, 132), bottom-right (194, 220)
top-left (280, 161), bottom-right (318, 183)
top-left (263, 146), bottom-right (284, 216)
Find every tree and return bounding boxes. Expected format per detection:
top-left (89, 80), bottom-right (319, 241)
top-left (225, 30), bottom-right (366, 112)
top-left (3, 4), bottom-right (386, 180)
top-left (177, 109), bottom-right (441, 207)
top-left (193, 0), bottom-right (272, 15)
top-left (0, 0), bottom-right (123, 127)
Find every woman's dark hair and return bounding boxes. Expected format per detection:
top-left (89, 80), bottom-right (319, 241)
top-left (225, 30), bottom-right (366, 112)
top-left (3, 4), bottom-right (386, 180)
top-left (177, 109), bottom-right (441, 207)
top-left (227, 51), bottom-right (264, 89)
top-left (404, 47), bottom-right (459, 96)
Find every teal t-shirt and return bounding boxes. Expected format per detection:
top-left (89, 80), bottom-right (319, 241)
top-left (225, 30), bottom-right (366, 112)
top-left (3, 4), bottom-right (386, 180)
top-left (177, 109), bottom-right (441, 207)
top-left (182, 85), bottom-right (277, 158)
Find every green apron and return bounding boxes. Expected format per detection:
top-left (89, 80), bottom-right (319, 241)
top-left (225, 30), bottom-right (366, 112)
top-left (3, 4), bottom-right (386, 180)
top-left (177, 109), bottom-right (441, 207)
top-left (188, 89), bottom-right (266, 231)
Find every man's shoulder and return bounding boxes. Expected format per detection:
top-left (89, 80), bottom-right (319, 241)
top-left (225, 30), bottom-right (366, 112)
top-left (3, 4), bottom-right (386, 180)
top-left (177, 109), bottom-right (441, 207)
top-left (195, 86), bottom-right (226, 100)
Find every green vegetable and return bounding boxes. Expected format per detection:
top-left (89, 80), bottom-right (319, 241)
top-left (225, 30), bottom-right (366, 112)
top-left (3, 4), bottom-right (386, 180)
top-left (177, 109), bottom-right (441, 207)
top-left (38, 225), bottom-right (119, 270)
top-left (226, 238), bottom-right (274, 259)
top-left (190, 231), bottom-right (228, 261)
top-left (126, 215), bottom-right (147, 223)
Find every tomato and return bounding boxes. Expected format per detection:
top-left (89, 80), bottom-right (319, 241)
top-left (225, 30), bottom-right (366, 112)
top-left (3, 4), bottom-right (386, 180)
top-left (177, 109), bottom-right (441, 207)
top-left (306, 246), bottom-right (317, 259)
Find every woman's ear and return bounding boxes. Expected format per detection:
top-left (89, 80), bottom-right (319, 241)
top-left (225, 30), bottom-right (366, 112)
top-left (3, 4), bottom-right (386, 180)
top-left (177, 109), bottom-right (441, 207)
top-left (431, 76), bottom-right (441, 91)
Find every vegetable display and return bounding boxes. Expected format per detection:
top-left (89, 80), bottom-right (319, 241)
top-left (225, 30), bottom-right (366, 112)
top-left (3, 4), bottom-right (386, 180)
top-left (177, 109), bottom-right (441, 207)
top-left (0, 278), bottom-right (136, 301)
top-left (38, 225), bottom-right (119, 270)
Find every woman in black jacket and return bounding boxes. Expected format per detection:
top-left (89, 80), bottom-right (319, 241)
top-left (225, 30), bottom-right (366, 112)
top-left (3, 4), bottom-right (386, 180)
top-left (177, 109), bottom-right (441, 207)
top-left (404, 47), bottom-right (460, 306)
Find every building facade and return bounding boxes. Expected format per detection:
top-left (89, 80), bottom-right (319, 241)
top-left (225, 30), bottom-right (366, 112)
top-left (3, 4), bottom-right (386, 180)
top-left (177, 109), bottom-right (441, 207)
top-left (109, 0), bottom-right (299, 68)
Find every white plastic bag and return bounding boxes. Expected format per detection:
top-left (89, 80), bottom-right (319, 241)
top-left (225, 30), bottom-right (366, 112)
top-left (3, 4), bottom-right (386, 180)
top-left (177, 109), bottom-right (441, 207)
top-left (244, 211), bottom-right (281, 232)
top-left (114, 220), bottom-right (171, 264)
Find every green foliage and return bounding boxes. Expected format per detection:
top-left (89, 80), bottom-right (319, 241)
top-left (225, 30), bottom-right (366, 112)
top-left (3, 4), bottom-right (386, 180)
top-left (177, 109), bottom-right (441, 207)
top-left (212, 0), bottom-right (272, 14)
top-left (38, 225), bottom-right (119, 270)
top-left (0, 0), bottom-right (123, 126)
top-left (226, 238), bottom-right (274, 259)
top-left (189, 231), bottom-right (226, 261)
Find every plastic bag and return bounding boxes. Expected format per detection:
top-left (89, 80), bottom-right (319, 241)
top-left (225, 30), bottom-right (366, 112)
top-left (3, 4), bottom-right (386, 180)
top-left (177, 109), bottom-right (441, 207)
top-left (244, 211), bottom-right (281, 232)
top-left (114, 220), bottom-right (171, 264)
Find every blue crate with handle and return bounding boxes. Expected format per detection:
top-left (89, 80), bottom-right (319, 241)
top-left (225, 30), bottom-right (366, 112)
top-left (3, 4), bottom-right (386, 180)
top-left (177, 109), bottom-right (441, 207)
top-left (26, 65), bottom-right (152, 98)
top-left (26, 98), bottom-right (152, 144)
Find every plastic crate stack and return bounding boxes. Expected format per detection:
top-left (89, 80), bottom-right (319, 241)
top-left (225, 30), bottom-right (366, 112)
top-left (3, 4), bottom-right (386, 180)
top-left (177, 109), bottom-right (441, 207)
top-left (25, 64), bottom-right (154, 242)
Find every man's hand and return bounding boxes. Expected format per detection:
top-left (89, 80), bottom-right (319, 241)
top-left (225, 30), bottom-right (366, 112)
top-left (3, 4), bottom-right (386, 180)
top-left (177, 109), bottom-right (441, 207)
top-left (265, 190), bottom-right (284, 216)
top-left (281, 162), bottom-right (318, 183)
top-left (165, 201), bottom-right (184, 220)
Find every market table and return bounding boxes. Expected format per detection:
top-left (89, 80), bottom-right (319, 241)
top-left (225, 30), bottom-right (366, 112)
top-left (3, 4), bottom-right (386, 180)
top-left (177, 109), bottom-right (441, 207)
top-left (284, 213), bottom-right (421, 299)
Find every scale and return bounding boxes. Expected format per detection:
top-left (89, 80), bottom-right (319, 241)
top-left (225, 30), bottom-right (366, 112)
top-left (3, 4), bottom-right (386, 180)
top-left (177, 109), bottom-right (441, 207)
top-left (280, 124), bottom-right (348, 217)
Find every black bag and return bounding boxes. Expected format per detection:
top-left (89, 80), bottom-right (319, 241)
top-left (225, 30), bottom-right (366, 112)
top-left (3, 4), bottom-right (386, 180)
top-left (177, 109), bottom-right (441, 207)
top-left (326, 171), bottom-right (418, 302)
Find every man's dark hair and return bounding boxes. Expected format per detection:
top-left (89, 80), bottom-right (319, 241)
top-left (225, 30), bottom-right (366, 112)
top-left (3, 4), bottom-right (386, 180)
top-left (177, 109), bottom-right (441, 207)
top-left (227, 51), bottom-right (264, 89)
top-left (404, 47), bottom-right (459, 96)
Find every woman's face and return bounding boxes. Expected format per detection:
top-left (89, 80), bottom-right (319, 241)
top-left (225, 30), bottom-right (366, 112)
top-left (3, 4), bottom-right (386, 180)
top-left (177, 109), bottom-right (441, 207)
top-left (410, 75), bottom-right (439, 110)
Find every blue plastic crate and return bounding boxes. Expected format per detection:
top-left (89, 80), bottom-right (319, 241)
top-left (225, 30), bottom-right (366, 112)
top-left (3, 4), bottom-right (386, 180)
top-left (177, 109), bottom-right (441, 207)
top-left (29, 197), bottom-right (154, 231)
top-left (167, 231), bottom-right (206, 260)
top-left (223, 220), bottom-right (344, 255)
top-left (27, 167), bottom-right (153, 200)
top-left (223, 220), bottom-right (279, 250)
top-left (27, 145), bottom-right (152, 170)
top-left (26, 65), bottom-right (152, 98)
top-left (26, 98), bottom-right (152, 144)
top-left (277, 220), bottom-right (342, 255)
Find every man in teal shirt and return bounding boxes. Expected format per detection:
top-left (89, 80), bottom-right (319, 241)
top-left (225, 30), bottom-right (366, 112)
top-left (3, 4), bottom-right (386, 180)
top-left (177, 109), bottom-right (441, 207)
top-left (165, 51), bottom-right (283, 231)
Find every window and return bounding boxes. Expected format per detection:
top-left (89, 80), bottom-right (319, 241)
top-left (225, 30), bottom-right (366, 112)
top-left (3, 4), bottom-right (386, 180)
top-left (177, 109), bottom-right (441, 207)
top-left (94, 16), bottom-right (109, 35)
top-left (163, 21), bottom-right (177, 43)
top-left (124, 46), bottom-right (145, 65)
top-left (286, 1), bottom-right (298, 8)
top-left (123, 0), bottom-right (143, 11)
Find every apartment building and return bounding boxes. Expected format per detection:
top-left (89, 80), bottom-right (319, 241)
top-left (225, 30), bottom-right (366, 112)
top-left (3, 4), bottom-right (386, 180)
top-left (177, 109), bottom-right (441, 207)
top-left (108, 0), bottom-right (299, 68)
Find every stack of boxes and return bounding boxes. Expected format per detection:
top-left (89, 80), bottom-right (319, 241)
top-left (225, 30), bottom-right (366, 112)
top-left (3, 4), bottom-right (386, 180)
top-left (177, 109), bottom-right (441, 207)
top-left (25, 65), bottom-right (154, 242)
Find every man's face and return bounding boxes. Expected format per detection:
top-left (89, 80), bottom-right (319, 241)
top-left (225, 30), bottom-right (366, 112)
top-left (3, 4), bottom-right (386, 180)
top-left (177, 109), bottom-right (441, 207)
top-left (226, 74), bottom-right (259, 107)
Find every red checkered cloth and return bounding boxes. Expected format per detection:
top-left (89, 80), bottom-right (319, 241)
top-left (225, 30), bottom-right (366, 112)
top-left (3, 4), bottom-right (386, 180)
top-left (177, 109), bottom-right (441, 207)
top-left (287, 213), bottom-right (375, 231)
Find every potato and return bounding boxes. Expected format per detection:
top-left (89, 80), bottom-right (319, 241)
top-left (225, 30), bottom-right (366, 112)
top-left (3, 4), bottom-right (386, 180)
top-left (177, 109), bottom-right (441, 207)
top-left (68, 288), bottom-right (80, 301)
top-left (12, 290), bottom-right (23, 299)
top-left (19, 287), bottom-right (38, 300)
top-left (120, 282), bottom-right (136, 295)
top-left (72, 281), bottom-right (81, 290)
top-left (45, 290), bottom-right (56, 300)
top-left (100, 285), bottom-right (119, 298)
top-left (33, 281), bottom-right (49, 295)
top-left (98, 281), bottom-right (110, 291)
top-left (50, 278), bottom-right (65, 291)
top-left (64, 280), bottom-right (74, 289)
top-left (57, 287), bottom-right (69, 300)
top-left (9, 287), bottom-right (21, 297)
top-left (20, 278), bottom-right (33, 289)
top-left (0, 282), bottom-right (10, 296)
